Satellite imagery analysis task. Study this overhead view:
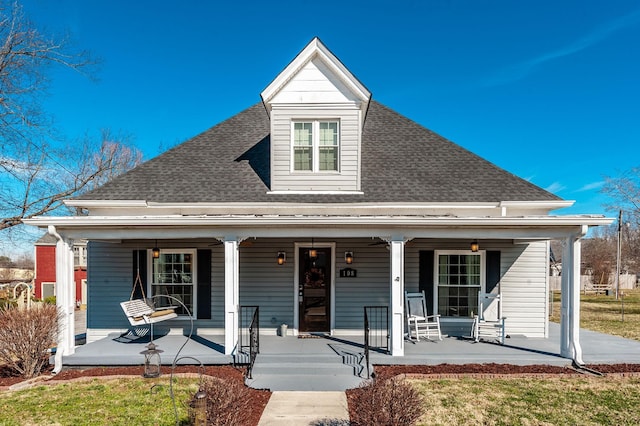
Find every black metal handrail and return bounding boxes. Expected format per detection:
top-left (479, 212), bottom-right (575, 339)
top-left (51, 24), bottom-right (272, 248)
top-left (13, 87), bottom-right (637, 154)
top-left (239, 305), bottom-right (259, 379)
top-left (363, 305), bottom-right (389, 379)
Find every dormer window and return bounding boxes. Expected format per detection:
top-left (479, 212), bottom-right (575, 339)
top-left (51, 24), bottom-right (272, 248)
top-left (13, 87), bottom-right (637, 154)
top-left (293, 120), bottom-right (339, 172)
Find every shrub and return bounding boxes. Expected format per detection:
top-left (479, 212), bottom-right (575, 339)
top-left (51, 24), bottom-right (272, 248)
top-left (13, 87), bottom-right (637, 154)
top-left (349, 376), bottom-right (425, 426)
top-left (188, 376), bottom-right (254, 426)
top-left (0, 304), bottom-right (59, 378)
top-left (44, 296), bottom-right (56, 305)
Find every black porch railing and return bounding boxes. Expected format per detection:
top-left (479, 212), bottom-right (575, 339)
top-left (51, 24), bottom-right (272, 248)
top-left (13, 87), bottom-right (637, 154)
top-left (238, 305), bottom-right (259, 379)
top-left (364, 305), bottom-right (389, 379)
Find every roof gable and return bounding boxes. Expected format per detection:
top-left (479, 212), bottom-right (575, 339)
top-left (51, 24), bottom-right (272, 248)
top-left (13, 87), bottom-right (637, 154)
top-left (261, 38), bottom-right (371, 112)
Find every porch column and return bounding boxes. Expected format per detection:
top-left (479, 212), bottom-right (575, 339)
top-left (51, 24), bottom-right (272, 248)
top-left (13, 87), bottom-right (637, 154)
top-left (390, 238), bottom-right (405, 356)
top-left (48, 226), bottom-right (75, 373)
top-left (560, 227), bottom-right (586, 364)
top-left (224, 238), bottom-right (240, 355)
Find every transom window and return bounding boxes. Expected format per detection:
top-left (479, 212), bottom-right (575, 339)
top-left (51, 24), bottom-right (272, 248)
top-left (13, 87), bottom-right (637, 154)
top-left (292, 120), bottom-right (339, 172)
top-left (436, 251), bottom-right (484, 317)
top-left (150, 249), bottom-right (196, 316)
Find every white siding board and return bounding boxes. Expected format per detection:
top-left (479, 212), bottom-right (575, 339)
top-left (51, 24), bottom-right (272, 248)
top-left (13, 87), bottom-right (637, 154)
top-left (270, 106), bottom-right (361, 191)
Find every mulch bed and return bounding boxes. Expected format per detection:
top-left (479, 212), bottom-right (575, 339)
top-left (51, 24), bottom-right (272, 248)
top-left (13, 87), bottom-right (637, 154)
top-left (3, 363), bottom-right (640, 426)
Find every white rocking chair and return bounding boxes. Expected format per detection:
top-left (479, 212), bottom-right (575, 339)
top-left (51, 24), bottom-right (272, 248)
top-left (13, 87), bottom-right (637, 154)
top-left (405, 291), bottom-right (442, 341)
top-left (473, 292), bottom-right (506, 344)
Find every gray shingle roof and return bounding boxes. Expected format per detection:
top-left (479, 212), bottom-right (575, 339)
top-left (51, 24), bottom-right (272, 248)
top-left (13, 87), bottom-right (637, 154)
top-left (75, 100), bottom-right (560, 204)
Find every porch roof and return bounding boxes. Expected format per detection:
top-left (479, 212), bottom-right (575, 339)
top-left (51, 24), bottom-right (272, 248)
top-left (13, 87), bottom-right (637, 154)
top-left (25, 212), bottom-right (612, 240)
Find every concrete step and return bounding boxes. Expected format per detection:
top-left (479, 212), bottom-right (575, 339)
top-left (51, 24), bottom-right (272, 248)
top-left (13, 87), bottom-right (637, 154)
top-left (246, 352), bottom-right (368, 391)
top-left (247, 372), bottom-right (366, 391)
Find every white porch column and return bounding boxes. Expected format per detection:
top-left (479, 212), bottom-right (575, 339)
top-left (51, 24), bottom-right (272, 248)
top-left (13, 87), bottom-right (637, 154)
top-left (389, 238), bottom-right (405, 356)
top-left (224, 238), bottom-right (240, 355)
top-left (560, 227), bottom-right (586, 364)
top-left (48, 226), bottom-right (75, 373)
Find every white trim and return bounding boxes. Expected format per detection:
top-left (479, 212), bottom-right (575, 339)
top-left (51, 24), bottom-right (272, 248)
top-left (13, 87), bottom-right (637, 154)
top-left (25, 215), bottom-right (613, 228)
top-left (293, 241), bottom-right (336, 335)
top-left (267, 190), bottom-right (365, 195)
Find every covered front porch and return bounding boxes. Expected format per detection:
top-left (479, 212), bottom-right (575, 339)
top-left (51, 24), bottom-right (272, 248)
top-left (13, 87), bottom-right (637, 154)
top-left (26, 209), bottom-right (613, 374)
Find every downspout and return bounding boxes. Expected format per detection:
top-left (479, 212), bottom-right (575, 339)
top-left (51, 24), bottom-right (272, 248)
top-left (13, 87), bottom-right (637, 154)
top-left (47, 225), bottom-right (69, 374)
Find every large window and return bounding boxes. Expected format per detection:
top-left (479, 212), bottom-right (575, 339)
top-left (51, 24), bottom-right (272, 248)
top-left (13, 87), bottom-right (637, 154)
top-left (436, 252), bottom-right (483, 317)
top-left (292, 120), bottom-right (339, 172)
top-left (150, 249), bottom-right (196, 316)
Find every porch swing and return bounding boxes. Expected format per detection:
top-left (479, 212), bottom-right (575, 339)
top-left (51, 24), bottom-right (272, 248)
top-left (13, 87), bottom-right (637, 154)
top-left (120, 254), bottom-right (178, 327)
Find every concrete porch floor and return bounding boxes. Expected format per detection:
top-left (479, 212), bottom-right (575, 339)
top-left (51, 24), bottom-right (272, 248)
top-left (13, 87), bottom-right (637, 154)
top-left (62, 321), bottom-right (640, 368)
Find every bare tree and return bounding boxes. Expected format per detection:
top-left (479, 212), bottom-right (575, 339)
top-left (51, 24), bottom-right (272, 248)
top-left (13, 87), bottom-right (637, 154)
top-left (0, 2), bottom-right (142, 234)
top-left (602, 168), bottom-right (640, 273)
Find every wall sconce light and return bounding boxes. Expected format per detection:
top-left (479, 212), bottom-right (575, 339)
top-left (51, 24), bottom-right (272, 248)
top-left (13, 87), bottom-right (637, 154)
top-left (152, 240), bottom-right (160, 259)
top-left (309, 238), bottom-right (317, 259)
top-left (470, 240), bottom-right (479, 252)
top-left (345, 251), bottom-right (354, 264)
top-left (277, 251), bottom-right (286, 265)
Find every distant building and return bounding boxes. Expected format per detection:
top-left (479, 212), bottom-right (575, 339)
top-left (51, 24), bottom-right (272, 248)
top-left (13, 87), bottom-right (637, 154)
top-left (34, 233), bottom-right (87, 307)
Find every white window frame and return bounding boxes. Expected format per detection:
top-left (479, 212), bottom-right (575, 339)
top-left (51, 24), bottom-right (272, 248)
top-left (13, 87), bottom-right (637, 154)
top-left (291, 119), bottom-right (340, 173)
top-left (73, 245), bottom-right (87, 267)
top-left (148, 248), bottom-right (197, 318)
top-left (434, 250), bottom-right (485, 320)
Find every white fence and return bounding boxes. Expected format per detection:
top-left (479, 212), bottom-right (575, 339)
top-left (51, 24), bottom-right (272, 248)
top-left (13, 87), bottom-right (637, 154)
top-left (549, 274), bottom-right (638, 292)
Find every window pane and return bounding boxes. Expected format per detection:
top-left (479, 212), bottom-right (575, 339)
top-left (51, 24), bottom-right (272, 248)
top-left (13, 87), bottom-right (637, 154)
top-left (294, 122), bottom-right (312, 146)
top-left (294, 147), bottom-right (312, 171)
top-left (319, 122), bottom-right (338, 146)
top-left (319, 147), bottom-right (337, 171)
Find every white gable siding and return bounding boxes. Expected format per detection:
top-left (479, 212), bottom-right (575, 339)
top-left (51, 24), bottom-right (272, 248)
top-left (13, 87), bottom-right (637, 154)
top-left (270, 58), bottom-right (360, 104)
top-left (270, 107), bottom-right (361, 191)
top-left (267, 56), bottom-right (363, 192)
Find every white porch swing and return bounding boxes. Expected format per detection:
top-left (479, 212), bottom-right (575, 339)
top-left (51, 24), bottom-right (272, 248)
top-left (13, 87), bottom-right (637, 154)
top-left (120, 254), bottom-right (178, 326)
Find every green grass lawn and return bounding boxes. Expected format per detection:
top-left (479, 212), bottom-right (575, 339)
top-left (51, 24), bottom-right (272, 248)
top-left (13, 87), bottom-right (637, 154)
top-left (0, 377), bottom-right (199, 425)
top-left (549, 288), bottom-right (640, 341)
top-left (2, 289), bottom-right (639, 425)
top-left (412, 376), bottom-right (640, 425)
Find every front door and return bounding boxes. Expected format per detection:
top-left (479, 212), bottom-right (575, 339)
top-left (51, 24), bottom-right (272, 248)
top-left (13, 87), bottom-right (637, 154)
top-left (298, 247), bottom-right (331, 332)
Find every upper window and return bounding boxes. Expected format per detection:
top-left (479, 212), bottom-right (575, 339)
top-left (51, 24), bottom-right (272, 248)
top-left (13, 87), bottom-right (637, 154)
top-left (436, 251), bottom-right (484, 317)
top-left (150, 249), bottom-right (196, 317)
top-left (73, 245), bottom-right (87, 267)
top-left (292, 120), bottom-right (339, 172)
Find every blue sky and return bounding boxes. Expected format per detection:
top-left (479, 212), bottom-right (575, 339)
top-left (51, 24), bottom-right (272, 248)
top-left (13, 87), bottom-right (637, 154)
top-left (20, 0), bottom-right (640, 217)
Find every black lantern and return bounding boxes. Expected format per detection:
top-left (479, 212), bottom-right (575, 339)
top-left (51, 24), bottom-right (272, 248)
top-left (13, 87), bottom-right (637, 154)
top-left (277, 251), bottom-right (286, 265)
top-left (309, 238), bottom-right (317, 259)
top-left (345, 251), bottom-right (354, 264)
top-left (470, 240), bottom-right (479, 252)
top-left (152, 240), bottom-right (160, 259)
top-left (140, 342), bottom-right (163, 378)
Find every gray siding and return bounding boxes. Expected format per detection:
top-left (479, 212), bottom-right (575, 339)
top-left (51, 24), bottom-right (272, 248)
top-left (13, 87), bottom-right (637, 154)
top-left (86, 241), bottom-right (219, 342)
top-left (86, 237), bottom-right (548, 340)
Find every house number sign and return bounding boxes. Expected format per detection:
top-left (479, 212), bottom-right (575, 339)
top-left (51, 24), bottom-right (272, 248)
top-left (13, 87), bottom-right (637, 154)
top-left (340, 268), bottom-right (357, 278)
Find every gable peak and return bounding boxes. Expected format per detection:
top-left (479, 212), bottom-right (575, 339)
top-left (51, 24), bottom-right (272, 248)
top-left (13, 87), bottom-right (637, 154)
top-left (261, 37), bottom-right (371, 110)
